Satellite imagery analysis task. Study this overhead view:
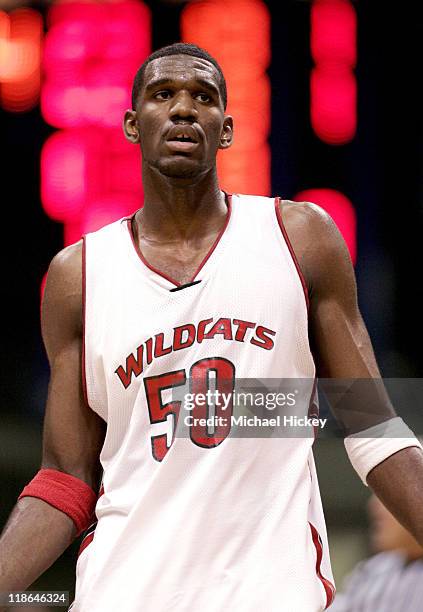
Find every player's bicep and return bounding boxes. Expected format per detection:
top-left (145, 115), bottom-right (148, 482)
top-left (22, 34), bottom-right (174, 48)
top-left (306, 207), bottom-right (380, 379)
top-left (283, 202), bottom-right (395, 432)
top-left (40, 242), bottom-right (105, 490)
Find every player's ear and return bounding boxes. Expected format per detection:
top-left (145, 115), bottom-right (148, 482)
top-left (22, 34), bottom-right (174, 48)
top-left (123, 110), bottom-right (140, 144)
top-left (219, 116), bottom-right (233, 150)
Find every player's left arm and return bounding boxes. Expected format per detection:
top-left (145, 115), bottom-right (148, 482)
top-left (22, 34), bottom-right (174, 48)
top-left (281, 200), bottom-right (423, 546)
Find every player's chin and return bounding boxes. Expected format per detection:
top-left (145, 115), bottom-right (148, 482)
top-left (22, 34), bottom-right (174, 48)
top-left (157, 157), bottom-right (205, 179)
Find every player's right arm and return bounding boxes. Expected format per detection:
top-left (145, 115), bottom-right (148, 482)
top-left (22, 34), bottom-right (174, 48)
top-left (0, 241), bottom-right (106, 598)
top-left (282, 200), bottom-right (423, 547)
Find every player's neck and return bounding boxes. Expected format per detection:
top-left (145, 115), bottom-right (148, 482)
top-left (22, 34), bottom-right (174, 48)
top-left (139, 167), bottom-right (227, 242)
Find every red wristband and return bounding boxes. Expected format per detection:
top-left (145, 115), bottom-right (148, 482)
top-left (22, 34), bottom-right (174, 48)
top-left (19, 468), bottom-right (97, 536)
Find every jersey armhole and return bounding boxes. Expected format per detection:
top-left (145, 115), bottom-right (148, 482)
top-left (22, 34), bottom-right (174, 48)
top-left (81, 234), bottom-right (89, 408)
top-left (274, 197), bottom-right (310, 311)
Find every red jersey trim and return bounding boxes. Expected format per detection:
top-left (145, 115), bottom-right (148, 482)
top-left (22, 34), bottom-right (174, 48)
top-left (81, 236), bottom-right (89, 407)
top-left (308, 377), bottom-right (319, 441)
top-left (78, 531), bottom-right (95, 556)
top-left (126, 192), bottom-right (232, 288)
top-left (190, 193), bottom-right (232, 281)
top-left (309, 522), bottom-right (336, 609)
top-left (78, 484), bottom-right (104, 557)
top-left (126, 217), bottom-right (181, 286)
top-left (274, 197), bottom-right (310, 311)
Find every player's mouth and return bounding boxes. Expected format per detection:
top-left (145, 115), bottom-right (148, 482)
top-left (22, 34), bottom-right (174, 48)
top-left (166, 126), bottom-right (200, 153)
top-left (166, 139), bottom-right (199, 153)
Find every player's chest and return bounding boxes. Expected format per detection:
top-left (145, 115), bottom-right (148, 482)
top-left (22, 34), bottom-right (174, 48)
top-left (100, 256), bottom-right (306, 377)
top-left (139, 238), bottom-right (218, 286)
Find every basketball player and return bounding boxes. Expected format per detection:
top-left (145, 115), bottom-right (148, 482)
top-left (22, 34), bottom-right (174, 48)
top-left (1, 43), bottom-right (423, 612)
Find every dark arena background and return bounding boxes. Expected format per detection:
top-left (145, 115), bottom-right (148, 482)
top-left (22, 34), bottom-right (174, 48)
top-left (1, 0), bottom-right (422, 608)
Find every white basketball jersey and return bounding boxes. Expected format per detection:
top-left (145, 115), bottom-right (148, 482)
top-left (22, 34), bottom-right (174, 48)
top-left (72, 194), bottom-right (335, 612)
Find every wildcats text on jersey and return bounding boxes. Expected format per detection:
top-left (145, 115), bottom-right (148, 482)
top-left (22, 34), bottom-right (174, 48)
top-left (115, 316), bottom-right (277, 389)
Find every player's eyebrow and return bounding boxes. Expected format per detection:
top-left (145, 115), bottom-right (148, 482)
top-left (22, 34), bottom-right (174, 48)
top-left (145, 77), bottom-right (220, 98)
top-left (144, 78), bottom-right (173, 92)
top-left (194, 79), bottom-right (220, 97)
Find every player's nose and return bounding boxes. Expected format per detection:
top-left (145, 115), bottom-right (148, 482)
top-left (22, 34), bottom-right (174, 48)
top-left (169, 90), bottom-right (198, 122)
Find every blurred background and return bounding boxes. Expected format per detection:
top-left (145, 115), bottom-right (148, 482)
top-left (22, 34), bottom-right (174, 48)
top-left (1, 0), bottom-right (422, 607)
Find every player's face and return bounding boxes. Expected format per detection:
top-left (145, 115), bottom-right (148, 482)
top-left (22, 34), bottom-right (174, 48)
top-left (125, 55), bottom-right (233, 180)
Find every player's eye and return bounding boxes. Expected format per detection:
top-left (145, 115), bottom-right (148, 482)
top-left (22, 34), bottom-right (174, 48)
top-left (154, 90), bottom-right (172, 100)
top-left (195, 93), bottom-right (211, 103)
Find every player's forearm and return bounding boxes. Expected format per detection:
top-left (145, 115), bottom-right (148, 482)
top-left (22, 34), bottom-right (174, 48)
top-left (0, 497), bottom-right (76, 594)
top-left (367, 446), bottom-right (423, 546)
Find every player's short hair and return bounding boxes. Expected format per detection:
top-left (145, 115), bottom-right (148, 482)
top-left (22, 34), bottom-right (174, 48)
top-left (131, 43), bottom-right (227, 110)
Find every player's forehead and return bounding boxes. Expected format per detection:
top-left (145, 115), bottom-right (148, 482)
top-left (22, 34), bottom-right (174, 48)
top-left (144, 54), bottom-right (220, 89)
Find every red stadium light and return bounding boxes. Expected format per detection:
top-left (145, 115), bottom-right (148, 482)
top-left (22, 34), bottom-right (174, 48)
top-left (42, 1), bottom-right (150, 129)
top-left (181, 0), bottom-right (271, 195)
top-left (0, 9), bottom-right (43, 112)
top-left (64, 193), bottom-right (141, 246)
top-left (41, 1), bottom-right (150, 246)
top-left (80, 194), bottom-right (140, 236)
top-left (311, 0), bottom-right (356, 65)
top-left (310, 0), bottom-right (357, 145)
top-left (41, 129), bottom-right (88, 222)
top-left (295, 189), bottom-right (357, 263)
top-left (311, 68), bottom-right (356, 144)
top-left (41, 127), bottom-right (143, 230)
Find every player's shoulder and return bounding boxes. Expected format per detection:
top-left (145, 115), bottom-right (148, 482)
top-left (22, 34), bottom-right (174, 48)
top-left (47, 240), bottom-right (83, 289)
top-left (42, 240), bottom-right (84, 343)
top-left (279, 199), bottom-right (346, 257)
top-left (47, 217), bottom-right (129, 286)
top-left (238, 193), bottom-right (333, 234)
top-left (276, 199), bottom-right (353, 291)
top-left (43, 241), bottom-right (83, 320)
top-left (279, 199), bottom-right (333, 233)
top-left (50, 239), bottom-right (83, 265)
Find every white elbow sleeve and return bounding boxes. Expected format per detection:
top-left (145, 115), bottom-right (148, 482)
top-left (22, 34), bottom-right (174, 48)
top-left (344, 417), bottom-right (423, 485)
